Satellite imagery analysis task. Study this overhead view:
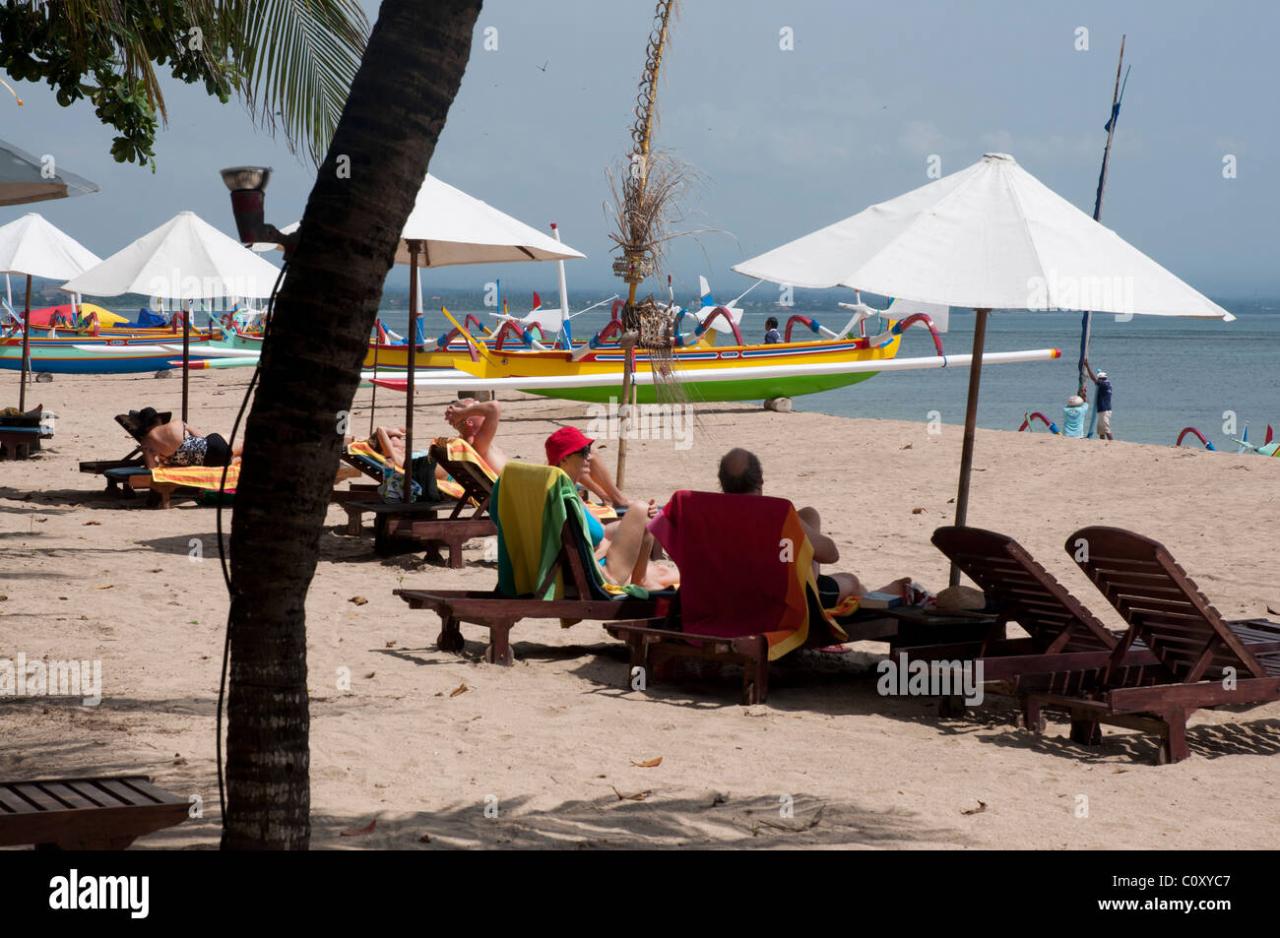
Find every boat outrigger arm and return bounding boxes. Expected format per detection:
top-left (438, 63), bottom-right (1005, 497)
top-left (368, 346), bottom-right (1063, 392)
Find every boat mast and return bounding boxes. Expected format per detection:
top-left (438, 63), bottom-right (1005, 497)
top-left (1078, 36), bottom-right (1129, 395)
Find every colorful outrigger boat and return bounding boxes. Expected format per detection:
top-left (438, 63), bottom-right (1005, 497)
top-left (367, 302), bottom-right (963, 403)
top-left (0, 330), bottom-right (254, 374)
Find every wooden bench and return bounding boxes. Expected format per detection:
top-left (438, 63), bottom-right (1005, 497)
top-left (0, 775), bottom-right (189, 849)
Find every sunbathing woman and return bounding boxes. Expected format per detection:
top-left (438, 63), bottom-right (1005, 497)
top-left (125, 408), bottom-right (240, 469)
top-left (546, 427), bottom-right (677, 590)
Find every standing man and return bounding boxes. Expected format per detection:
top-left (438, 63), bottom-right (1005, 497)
top-left (1086, 362), bottom-right (1114, 440)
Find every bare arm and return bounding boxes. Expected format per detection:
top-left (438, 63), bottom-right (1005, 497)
top-left (1083, 360), bottom-right (1098, 383)
top-left (798, 515), bottom-right (839, 564)
top-left (448, 399), bottom-right (502, 451)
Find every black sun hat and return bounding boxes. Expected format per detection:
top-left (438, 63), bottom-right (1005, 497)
top-left (114, 407), bottom-right (172, 441)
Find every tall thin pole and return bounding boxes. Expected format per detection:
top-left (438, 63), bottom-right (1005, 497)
top-left (1078, 35), bottom-right (1127, 395)
top-left (949, 308), bottom-right (991, 587)
top-left (181, 303), bottom-right (191, 424)
top-left (368, 321), bottom-right (380, 438)
top-left (18, 274), bottom-right (31, 411)
top-left (402, 241), bottom-right (421, 503)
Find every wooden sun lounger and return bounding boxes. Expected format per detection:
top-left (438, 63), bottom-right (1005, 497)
top-left (1019, 525), bottom-right (1280, 764)
top-left (0, 426), bottom-right (52, 459)
top-left (342, 440), bottom-right (497, 567)
top-left (903, 526), bottom-right (1137, 682)
top-left (0, 775), bottom-right (188, 849)
top-left (0, 404), bottom-right (50, 459)
top-left (395, 520), bottom-right (673, 665)
top-left (606, 599), bottom-right (899, 705)
top-left (79, 449), bottom-right (145, 493)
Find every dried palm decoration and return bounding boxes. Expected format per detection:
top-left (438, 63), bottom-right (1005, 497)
top-left (610, 0), bottom-right (686, 483)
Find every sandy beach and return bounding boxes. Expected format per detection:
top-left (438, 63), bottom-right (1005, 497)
top-left (3, 368), bottom-right (1279, 850)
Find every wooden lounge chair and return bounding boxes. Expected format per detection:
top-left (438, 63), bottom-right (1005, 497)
top-left (902, 526), bottom-right (1148, 684)
top-left (604, 491), bottom-right (898, 704)
top-left (342, 437), bottom-right (496, 567)
top-left (1019, 525), bottom-right (1280, 763)
top-left (395, 463), bottom-right (671, 664)
top-left (0, 775), bottom-right (188, 849)
top-left (80, 449), bottom-right (146, 493)
top-left (0, 404), bottom-right (51, 459)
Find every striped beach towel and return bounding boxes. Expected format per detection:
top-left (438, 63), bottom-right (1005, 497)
top-left (151, 460), bottom-right (241, 492)
top-left (646, 490), bottom-right (848, 660)
top-left (492, 461), bottom-right (638, 601)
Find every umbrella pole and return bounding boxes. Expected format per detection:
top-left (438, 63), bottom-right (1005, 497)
top-left (949, 307), bottom-right (990, 587)
top-left (403, 241), bottom-right (421, 504)
top-left (368, 321), bottom-right (380, 438)
top-left (182, 304), bottom-right (191, 424)
top-left (18, 274), bottom-right (31, 412)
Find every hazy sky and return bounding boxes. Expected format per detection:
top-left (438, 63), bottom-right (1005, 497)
top-left (4, 0), bottom-right (1277, 301)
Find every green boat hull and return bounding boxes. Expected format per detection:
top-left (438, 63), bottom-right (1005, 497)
top-left (524, 370), bottom-right (879, 404)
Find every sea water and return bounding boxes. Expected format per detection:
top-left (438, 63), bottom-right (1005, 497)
top-left (379, 290), bottom-right (1278, 448)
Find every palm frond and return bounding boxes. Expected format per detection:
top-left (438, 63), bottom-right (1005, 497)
top-left (235, 0), bottom-right (369, 165)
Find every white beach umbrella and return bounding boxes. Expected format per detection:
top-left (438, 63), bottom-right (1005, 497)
top-left (389, 176), bottom-right (583, 501)
top-left (734, 152), bottom-right (1233, 582)
top-left (396, 175), bottom-right (585, 267)
top-left (0, 213), bottom-right (102, 410)
top-left (63, 210), bottom-right (282, 421)
top-left (239, 177), bottom-right (583, 494)
top-left (0, 139), bottom-right (99, 207)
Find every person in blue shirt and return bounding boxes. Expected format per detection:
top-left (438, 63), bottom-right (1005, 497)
top-left (1062, 394), bottom-right (1090, 439)
top-left (763, 316), bottom-right (782, 344)
top-left (1085, 362), bottom-right (1114, 440)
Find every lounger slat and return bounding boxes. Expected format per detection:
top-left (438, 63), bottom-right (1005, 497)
top-left (10, 784), bottom-right (63, 812)
top-left (38, 782), bottom-right (98, 810)
top-left (96, 778), bottom-right (153, 807)
top-left (64, 780), bottom-right (110, 808)
top-left (0, 787), bottom-right (37, 814)
top-left (120, 778), bottom-right (184, 805)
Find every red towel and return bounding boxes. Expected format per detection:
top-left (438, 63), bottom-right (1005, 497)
top-left (648, 491), bottom-right (844, 659)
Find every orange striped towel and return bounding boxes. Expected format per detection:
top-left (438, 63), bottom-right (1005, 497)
top-left (151, 460), bottom-right (241, 491)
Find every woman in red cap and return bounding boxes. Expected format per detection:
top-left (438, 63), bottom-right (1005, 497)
top-left (545, 426), bottom-right (676, 589)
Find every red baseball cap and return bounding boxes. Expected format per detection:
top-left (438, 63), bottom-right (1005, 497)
top-left (545, 426), bottom-right (595, 466)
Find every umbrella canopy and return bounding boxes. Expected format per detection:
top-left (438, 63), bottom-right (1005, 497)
top-left (252, 176), bottom-right (585, 266)
top-left (0, 213), bottom-right (100, 280)
top-left (735, 152), bottom-right (1232, 585)
top-left (62, 211), bottom-right (282, 424)
top-left (396, 174), bottom-right (584, 266)
top-left (0, 139), bottom-right (100, 207)
top-left (735, 152), bottom-right (1232, 320)
top-left (0, 213), bottom-right (101, 412)
top-left (387, 174), bottom-right (582, 504)
top-left (63, 210), bottom-right (281, 300)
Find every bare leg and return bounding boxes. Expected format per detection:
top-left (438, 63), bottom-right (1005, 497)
top-left (603, 501), bottom-right (651, 584)
top-left (582, 456), bottom-right (628, 508)
top-left (828, 572), bottom-right (863, 604)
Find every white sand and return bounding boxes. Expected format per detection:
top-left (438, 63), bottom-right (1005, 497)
top-left (3, 368), bottom-right (1279, 849)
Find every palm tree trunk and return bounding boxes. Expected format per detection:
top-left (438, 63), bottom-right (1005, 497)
top-left (223, 0), bottom-right (483, 850)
